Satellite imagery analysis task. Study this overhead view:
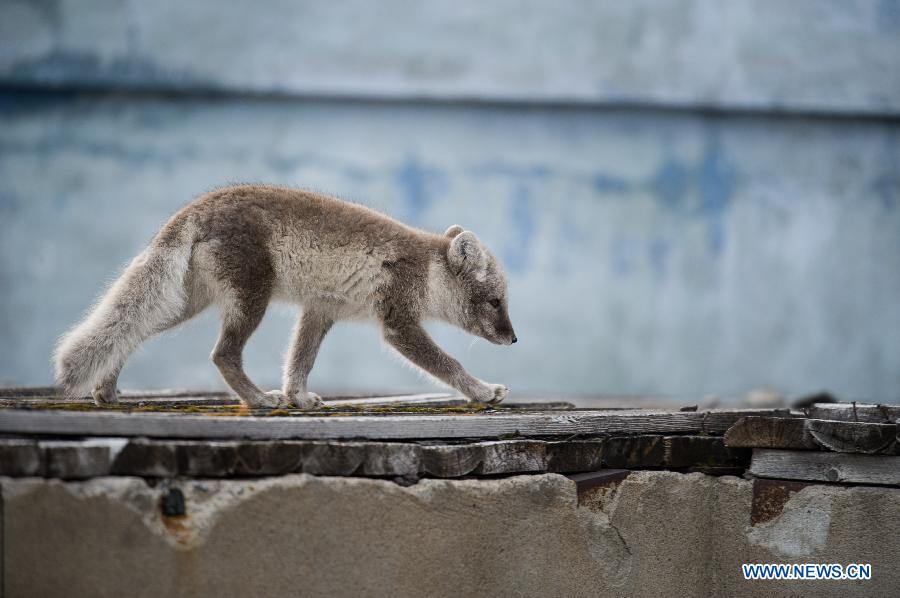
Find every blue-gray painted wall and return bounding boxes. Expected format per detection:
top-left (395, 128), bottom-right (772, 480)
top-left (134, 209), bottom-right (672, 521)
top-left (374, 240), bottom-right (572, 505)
top-left (1, 1), bottom-right (898, 401)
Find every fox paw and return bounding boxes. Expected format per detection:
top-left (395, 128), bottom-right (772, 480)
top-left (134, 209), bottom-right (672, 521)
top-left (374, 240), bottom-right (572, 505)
top-left (91, 385), bottom-right (119, 406)
top-left (291, 391), bottom-right (324, 411)
top-left (469, 382), bottom-right (509, 405)
top-left (486, 383), bottom-right (509, 404)
top-left (246, 390), bottom-right (293, 409)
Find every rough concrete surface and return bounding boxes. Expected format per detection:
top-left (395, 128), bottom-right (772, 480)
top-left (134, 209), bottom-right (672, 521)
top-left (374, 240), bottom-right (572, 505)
top-left (3, 472), bottom-right (898, 597)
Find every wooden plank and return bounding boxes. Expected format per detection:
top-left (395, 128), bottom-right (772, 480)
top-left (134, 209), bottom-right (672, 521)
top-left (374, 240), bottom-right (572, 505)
top-left (475, 440), bottom-right (547, 475)
top-left (232, 441), bottom-right (306, 476)
top-left (420, 440), bottom-right (551, 477)
top-left (807, 419), bottom-right (899, 454)
top-left (174, 441), bottom-right (242, 477)
top-left (725, 417), bottom-right (899, 454)
top-left (0, 387), bottom-right (231, 402)
top-left (41, 440), bottom-right (126, 479)
top-left (725, 417), bottom-right (819, 450)
top-left (0, 434), bottom-right (751, 479)
top-left (0, 439), bottom-right (41, 476)
top-left (546, 440), bottom-right (605, 473)
top-left (701, 409), bottom-right (792, 434)
top-left (322, 393), bottom-right (462, 408)
top-left (0, 439), bottom-right (131, 479)
top-left (593, 435), bottom-right (749, 470)
top-left (0, 393), bottom-right (573, 412)
top-left (420, 443), bottom-right (484, 477)
top-left (0, 392), bottom-right (459, 408)
top-left (501, 401), bottom-right (576, 411)
top-left (662, 436), bottom-right (750, 469)
top-left (750, 449), bottom-right (900, 486)
top-left (112, 438), bottom-right (178, 477)
top-left (358, 442), bottom-right (422, 477)
top-left (0, 408), bottom-right (786, 441)
top-left (805, 403), bottom-right (900, 424)
top-left (601, 436), bottom-right (665, 468)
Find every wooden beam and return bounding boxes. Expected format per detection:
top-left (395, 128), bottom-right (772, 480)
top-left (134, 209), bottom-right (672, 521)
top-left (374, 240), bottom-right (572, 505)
top-left (725, 417), bottom-right (899, 454)
top-left (725, 416), bottom-right (819, 450)
top-left (320, 393), bottom-right (462, 407)
top-left (662, 435), bottom-right (750, 468)
top-left (805, 403), bottom-right (900, 424)
top-left (0, 439), bottom-right (41, 475)
top-left (0, 392), bottom-right (462, 408)
top-left (807, 418), bottom-right (899, 454)
top-left (0, 395), bottom-right (578, 413)
top-left (0, 435), bottom-right (749, 480)
top-left (0, 408), bottom-right (785, 440)
top-left (750, 448), bottom-right (900, 486)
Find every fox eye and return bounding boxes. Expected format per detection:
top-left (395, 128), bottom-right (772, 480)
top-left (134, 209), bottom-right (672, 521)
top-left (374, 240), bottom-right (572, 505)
top-left (488, 298), bottom-right (501, 309)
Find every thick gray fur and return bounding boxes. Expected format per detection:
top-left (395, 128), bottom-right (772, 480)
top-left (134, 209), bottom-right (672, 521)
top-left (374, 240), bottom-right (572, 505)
top-left (55, 185), bottom-right (517, 409)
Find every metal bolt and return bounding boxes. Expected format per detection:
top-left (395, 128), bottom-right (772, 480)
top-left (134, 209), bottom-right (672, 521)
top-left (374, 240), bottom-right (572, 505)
top-left (161, 487), bottom-right (186, 517)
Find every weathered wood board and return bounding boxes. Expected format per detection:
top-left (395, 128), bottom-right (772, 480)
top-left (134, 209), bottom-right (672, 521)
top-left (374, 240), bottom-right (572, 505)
top-left (0, 391), bottom-right (461, 408)
top-left (0, 394), bottom-right (576, 413)
top-left (750, 448), bottom-right (900, 486)
top-left (725, 417), bottom-right (900, 455)
top-left (805, 403), bottom-right (900, 424)
top-left (0, 388), bottom-right (579, 409)
top-left (0, 408), bottom-right (787, 440)
top-left (0, 435), bottom-right (749, 480)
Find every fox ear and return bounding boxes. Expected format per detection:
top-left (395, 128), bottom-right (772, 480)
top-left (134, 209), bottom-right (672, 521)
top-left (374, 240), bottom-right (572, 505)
top-left (444, 224), bottom-right (464, 238)
top-left (448, 231), bottom-right (487, 278)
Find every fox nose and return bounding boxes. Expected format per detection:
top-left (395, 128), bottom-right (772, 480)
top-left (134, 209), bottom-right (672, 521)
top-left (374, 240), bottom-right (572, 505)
top-left (511, 335), bottom-right (517, 344)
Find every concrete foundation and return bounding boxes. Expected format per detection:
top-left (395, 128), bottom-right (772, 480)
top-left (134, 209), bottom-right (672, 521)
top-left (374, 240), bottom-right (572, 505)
top-left (3, 471), bottom-right (897, 597)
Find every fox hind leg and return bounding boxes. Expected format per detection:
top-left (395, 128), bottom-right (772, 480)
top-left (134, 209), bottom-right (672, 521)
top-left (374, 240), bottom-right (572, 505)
top-left (211, 293), bottom-right (290, 409)
top-left (283, 308), bottom-right (333, 409)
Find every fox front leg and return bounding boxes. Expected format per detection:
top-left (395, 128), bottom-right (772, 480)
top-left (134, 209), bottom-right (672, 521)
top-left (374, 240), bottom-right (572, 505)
top-left (382, 320), bottom-right (508, 404)
top-left (283, 309), bottom-right (333, 409)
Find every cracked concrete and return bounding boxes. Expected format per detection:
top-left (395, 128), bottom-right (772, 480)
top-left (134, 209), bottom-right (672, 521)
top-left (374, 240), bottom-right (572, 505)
top-left (747, 488), bottom-right (833, 557)
top-left (2, 472), bottom-right (899, 597)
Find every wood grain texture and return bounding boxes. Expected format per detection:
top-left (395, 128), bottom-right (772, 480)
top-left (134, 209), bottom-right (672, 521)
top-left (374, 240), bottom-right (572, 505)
top-left (0, 439), bottom-right (41, 476)
top-left (805, 403), bottom-right (900, 424)
top-left (0, 408), bottom-right (785, 441)
top-left (0, 435), bottom-right (748, 480)
top-left (725, 417), bottom-right (819, 450)
top-left (750, 449), bottom-right (900, 486)
top-left (0, 392), bottom-right (464, 409)
top-left (807, 419), bottom-right (898, 454)
top-left (725, 417), bottom-right (899, 454)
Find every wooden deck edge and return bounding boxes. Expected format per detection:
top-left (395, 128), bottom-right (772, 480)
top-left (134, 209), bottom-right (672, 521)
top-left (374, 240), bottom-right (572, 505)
top-left (0, 435), bottom-right (749, 480)
top-left (0, 408), bottom-right (789, 440)
top-left (749, 448), bottom-right (900, 487)
top-left (725, 416), bottom-right (900, 455)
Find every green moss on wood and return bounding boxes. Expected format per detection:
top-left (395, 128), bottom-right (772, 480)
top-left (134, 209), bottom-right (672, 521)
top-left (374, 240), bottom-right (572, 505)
top-left (2, 400), bottom-right (502, 417)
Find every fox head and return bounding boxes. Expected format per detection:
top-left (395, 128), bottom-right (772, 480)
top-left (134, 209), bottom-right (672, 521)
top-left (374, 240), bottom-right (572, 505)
top-left (441, 225), bottom-right (517, 346)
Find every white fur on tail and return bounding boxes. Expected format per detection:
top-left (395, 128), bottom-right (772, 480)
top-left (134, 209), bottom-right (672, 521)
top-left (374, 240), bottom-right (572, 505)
top-left (54, 226), bottom-right (194, 397)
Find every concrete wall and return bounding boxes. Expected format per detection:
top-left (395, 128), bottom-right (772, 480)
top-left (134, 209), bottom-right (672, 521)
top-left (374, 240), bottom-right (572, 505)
top-left (3, 0), bottom-right (899, 114)
top-left (3, 472), bottom-right (898, 597)
top-left (0, 1), bottom-right (898, 401)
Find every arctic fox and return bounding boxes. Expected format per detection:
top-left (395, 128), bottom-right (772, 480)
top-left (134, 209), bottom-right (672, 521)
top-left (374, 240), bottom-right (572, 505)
top-left (55, 185), bottom-right (517, 409)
